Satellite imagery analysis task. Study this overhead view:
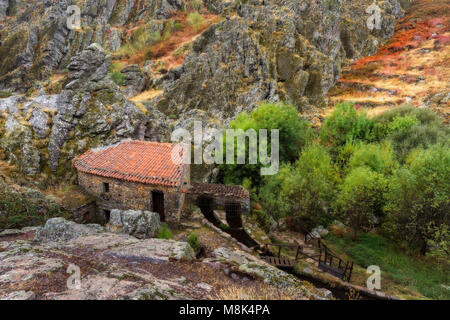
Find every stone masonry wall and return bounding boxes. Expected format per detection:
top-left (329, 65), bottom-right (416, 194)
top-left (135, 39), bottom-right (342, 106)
top-left (77, 172), bottom-right (184, 223)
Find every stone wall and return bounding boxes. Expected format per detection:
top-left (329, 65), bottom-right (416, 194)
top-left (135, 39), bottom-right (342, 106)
top-left (77, 172), bottom-right (186, 223)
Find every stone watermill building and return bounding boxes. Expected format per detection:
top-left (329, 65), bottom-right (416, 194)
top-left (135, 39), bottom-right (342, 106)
top-left (74, 139), bottom-right (250, 225)
top-left (74, 140), bottom-right (190, 223)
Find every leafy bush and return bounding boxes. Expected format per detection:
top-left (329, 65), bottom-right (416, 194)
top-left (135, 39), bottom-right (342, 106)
top-left (110, 71), bottom-right (125, 85)
top-left (348, 142), bottom-right (397, 175)
top-left (0, 183), bottom-right (69, 230)
top-left (426, 224), bottom-right (449, 263)
top-left (320, 102), bottom-right (374, 156)
top-left (157, 223), bottom-right (174, 239)
top-left (261, 145), bottom-right (337, 229)
top-left (116, 29), bottom-right (163, 59)
top-left (373, 105), bottom-right (449, 162)
top-left (0, 90), bottom-right (12, 98)
top-left (187, 12), bottom-right (205, 32)
top-left (108, 62), bottom-right (125, 85)
top-left (334, 167), bottom-right (387, 239)
top-left (219, 102), bottom-right (313, 187)
top-left (187, 232), bottom-right (201, 252)
top-left (189, 0), bottom-right (204, 11)
top-left (387, 114), bottom-right (420, 134)
top-left (383, 144), bottom-right (449, 253)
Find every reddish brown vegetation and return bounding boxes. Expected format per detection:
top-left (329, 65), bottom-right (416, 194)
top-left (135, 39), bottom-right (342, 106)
top-left (351, 0), bottom-right (450, 69)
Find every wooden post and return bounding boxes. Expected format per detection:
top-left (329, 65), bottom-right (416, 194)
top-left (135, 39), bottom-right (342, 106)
top-left (295, 246), bottom-right (300, 260)
top-left (278, 246), bottom-right (281, 258)
top-left (348, 261), bottom-right (354, 282)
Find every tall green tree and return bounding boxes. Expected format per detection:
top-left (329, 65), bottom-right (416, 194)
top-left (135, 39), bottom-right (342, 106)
top-left (260, 145), bottom-right (337, 229)
top-left (320, 102), bottom-right (374, 157)
top-left (334, 167), bottom-right (387, 240)
top-left (219, 102), bottom-right (313, 187)
top-left (383, 145), bottom-right (450, 254)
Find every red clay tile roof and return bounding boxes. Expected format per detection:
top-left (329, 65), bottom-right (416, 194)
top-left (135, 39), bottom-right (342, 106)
top-left (74, 140), bottom-right (185, 187)
top-left (188, 182), bottom-right (250, 200)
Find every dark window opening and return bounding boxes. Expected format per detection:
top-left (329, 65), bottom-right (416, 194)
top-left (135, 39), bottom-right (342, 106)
top-left (103, 182), bottom-right (110, 193)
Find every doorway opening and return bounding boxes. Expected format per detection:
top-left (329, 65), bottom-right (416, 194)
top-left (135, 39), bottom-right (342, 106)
top-left (152, 190), bottom-right (165, 222)
top-left (103, 210), bottom-right (111, 224)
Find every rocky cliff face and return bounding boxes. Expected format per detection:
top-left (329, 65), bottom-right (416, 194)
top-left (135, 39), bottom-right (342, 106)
top-left (0, 0), bottom-right (403, 180)
top-left (1, 43), bottom-right (146, 182)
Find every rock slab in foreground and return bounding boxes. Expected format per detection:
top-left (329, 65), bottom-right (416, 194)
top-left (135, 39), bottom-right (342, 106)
top-left (212, 247), bottom-right (329, 299)
top-left (107, 238), bottom-right (195, 262)
top-left (34, 217), bottom-right (104, 242)
top-left (107, 209), bottom-right (160, 239)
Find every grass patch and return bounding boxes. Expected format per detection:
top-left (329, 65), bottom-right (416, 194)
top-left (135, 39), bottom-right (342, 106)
top-left (0, 91), bottom-right (12, 98)
top-left (324, 233), bottom-right (449, 299)
top-left (157, 223), bottom-right (174, 239)
top-left (187, 232), bottom-right (200, 252)
top-left (187, 12), bottom-right (205, 32)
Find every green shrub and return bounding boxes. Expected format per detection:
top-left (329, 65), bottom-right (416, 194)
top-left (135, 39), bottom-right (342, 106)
top-left (260, 145), bottom-right (338, 229)
top-left (387, 114), bottom-right (420, 134)
top-left (372, 106), bottom-right (449, 162)
top-left (110, 71), bottom-right (125, 86)
top-left (187, 12), bottom-right (205, 32)
top-left (187, 232), bottom-right (201, 252)
top-left (251, 209), bottom-right (274, 233)
top-left (348, 142), bottom-right (397, 175)
top-left (189, 0), bottom-right (204, 11)
top-left (320, 102), bottom-right (374, 157)
top-left (334, 167), bottom-right (387, 239)
top-left (383, 144), bottom-right (449, 253)
top-left (157, 223), bottom-right (174, 239)
top-left (0, 91), bottom-right (12, 98)
top-left (173, 22), bottom-right (184, 31)
top-left (219, 102), bottom-right (314, 188)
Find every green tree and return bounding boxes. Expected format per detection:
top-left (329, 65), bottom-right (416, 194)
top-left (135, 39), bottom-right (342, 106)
top-left (320, 102), bottom-right (374, 157)
top-left (373, 105), bottom-right (449, 162)
top-left (334, 167), bottom-right (387, 240)
top-left (260, 145), bottom-right (337, 229)
top-left (383, 145), bottom-right (450, 254)
top-left (219, 102), bottom-right (313, 187)
top-left (259, 164), bottom-right (293, 223)
top-left (348, 142), bottom-right (397, 175)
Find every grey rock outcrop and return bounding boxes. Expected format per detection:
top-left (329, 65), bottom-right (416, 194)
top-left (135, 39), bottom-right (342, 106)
top-left (153, 0), bottom-right (403, 128)
top-left (34, 217), bottom-right (104, 242)
top-left (121, 64), bottom-right (147, 97)
top-left (106, 209), bottom-right (161, 239)
top-left (0, 43), bottom-right (147, 177)
top-left (107, 238), bottom-right (196, 262)
top-left (212, 247), bottom-right (317, 294)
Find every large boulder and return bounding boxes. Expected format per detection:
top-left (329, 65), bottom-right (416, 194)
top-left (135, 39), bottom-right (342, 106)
top-left (34, 218), bottom-right (104, 242)
top-left (211, 247), bottom-right (326, 299)
top-left (106, 209), bottom-right (161, 239)
top-left (107, 238), bottom-right (195, 262)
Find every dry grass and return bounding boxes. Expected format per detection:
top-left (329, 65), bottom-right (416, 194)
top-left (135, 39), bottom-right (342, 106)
top-left (130, 89), bottom-right (163, 102)
top-left (44, 184), bottom-right (93, 209)
top-left (213, 283), bottom-right (306, 300)
top-left (113, 12), bottom-right (220, 70)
